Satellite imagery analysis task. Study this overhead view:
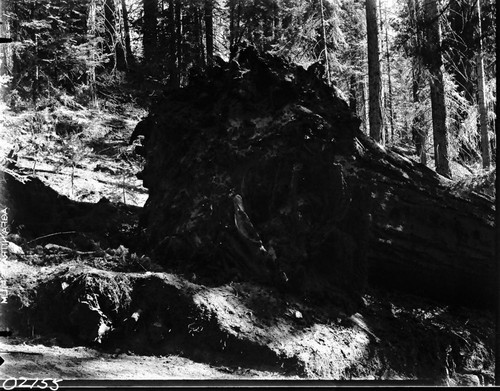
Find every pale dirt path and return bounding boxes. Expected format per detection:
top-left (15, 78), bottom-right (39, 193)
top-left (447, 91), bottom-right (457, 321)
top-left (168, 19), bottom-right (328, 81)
top-left (0, 340), bottom-right (292, 380)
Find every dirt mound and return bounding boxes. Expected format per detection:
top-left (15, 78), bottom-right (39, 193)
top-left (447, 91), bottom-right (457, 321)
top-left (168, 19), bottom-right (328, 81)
top-left (3, 262), bottom-right (494, 383)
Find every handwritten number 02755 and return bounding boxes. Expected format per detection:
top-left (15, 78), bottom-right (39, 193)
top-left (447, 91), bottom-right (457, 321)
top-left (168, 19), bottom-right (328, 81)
top-left (2, 378), bottom-right (62, 390)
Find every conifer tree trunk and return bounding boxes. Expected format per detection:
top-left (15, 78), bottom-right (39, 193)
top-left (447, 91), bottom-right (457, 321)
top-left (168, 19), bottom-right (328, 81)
top-left (408, 0), bottom-right (426, 165)
top-left (193, 6), bottom-right (205, 67)
top-left (228, 0), bottom-right (242, 58)
top-left (366, 0), bottom-right (383, 142)
top-left (104, 0), bottom-right (126, 71)
top-left (104, 0), bottom-right (115, 65)
top-left (423, 0), bottom-right (451, 178)
top-left (10, 0), bottom-right (21, 85)
top-left (174, 0), bottom-right (182, 83)
top-left (378, 0), bottom-right (386, 144)
top-left (168, 0), bottom-right (179, 87)
top-left (0, 0), bottom-right (9, 76)
top-left (383, 6), bottom-right (394, 143)
top-left (87, 0), bottom-right (98, 107)
top-left (475, 0), bottom-right (490, 169)
top-left (143, 0), bottom-right (158, 65)
top-left (360, 80), bottom-right (368, 134)
top-left (121, 0), bottom-right (135, 68)
top-left (204, 0), bottom-right (214, 66)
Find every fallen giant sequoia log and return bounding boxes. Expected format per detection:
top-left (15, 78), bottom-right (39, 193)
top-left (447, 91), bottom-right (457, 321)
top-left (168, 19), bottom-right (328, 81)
top-left (135, 46), bottom-right (495, 308)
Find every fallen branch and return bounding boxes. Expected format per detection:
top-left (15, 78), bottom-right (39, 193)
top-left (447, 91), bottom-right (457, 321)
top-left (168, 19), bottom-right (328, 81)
top-left (27, 231), bottom-right (78, 245)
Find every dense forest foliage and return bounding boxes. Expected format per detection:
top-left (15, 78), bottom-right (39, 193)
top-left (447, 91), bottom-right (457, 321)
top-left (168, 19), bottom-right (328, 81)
top-left (0, 0), bottom-right (496, 175)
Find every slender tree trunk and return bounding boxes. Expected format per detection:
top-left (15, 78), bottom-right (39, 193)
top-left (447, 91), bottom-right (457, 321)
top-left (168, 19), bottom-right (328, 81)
top-left (319, 0), bottom-right (330, 85)
top-left (423, 0), bottom-right (451, 178)
top-left (408, 0), bottom-right (427, 165)
top-left (87, 0), bottom-right (98, 107)
top-left (412, 65), bottom-right (427, 165)
top-left (104, 0), bottom-right (115, 68)
top-left (168, 0), bottom-right (179, 87)
top-left (0, 0), bottom-right (6, 75)
top-left (106, 0), bottom-right (126, 72)
top-left (193, 6), bottom-right (205, 67)
top-left (228, 0), bottom-right (243, 59)
top-left (378, 0), bottom-right (387, 144)
top-left (204, 0), bottom-right (214, 66)
top-left (33, 32), bottom-right (39, 104)
top-left (384, 6), bottom-right (394, 143)
top-left (143, 0), bottom-right (158, 65)
top-left (361, 79), bottom-right (368, 134)
top-left (475, 0), bottom-right (490, 169)
top-left (121, 0), bottom-right (135, 68)
top-left (366, 0), bottom-right (383, 142)
top-left (11, 0), bottom-right (20, 80)
top-left (175, 0), bottom-right (182, 84)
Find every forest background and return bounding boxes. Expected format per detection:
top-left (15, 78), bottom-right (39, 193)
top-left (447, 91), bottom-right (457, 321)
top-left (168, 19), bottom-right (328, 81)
top-left (0, 0), bottom-right (496, 181)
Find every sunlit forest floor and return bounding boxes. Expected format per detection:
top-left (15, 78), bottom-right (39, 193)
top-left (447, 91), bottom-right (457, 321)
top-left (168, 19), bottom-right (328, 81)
top-left (0, 95), bottom-right (148, 206)
top-left (0, 90), bottom-right (495, 383)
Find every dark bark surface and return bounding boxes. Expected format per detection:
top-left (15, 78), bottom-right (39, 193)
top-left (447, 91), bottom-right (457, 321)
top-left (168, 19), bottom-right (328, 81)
top-left (423, 0), bottom-right (452, 178)
top-left (143, 0), bottom-right (158, 64)
top-left (134, 46), bottom-right (495, 309)
top-left (204, 0), bottom-right (214, 66)
top-left (366, 0), bottom-right (383, 142)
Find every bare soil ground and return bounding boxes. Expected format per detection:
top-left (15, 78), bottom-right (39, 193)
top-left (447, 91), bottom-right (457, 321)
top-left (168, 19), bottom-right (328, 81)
top-left (0, 338), bottom-right (291, 379)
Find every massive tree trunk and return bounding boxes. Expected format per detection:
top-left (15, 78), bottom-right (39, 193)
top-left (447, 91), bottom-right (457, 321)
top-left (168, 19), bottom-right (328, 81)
top-left (475, 0), bottom-right (490, 169)
top-left (366, 0), bottom-right (383, 142)
top-left (423, 0), bottom-right (451, 178)
top-left (133, 46), bottom-right (495, 310)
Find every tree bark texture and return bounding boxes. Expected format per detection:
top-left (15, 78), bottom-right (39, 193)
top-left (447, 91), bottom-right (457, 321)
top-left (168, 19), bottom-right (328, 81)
top-left (366, 0), bottom-right (383, 142)
top-left (383, 6), bottom-right (394, 143)
top-left (107, 0), bottom-right (126, 71)
top-left (204, 0), bottom-right (214, 66)
top-left (168, 0), bottom-right (179, 87)
top-left (174, 0), bottom-right (182, 82)
top-left (134, 46), bottom-right (495, 309)
top-left (143, 0), bottom-right (158, 64)
top-left (408, 0), bottom-right (427, 165)
top-left (423, 0), bottom-right (451, 178)
top-left (121, 0), bottom-right (135, 68)
top-left (0, 0), bottom-right (7, 75)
